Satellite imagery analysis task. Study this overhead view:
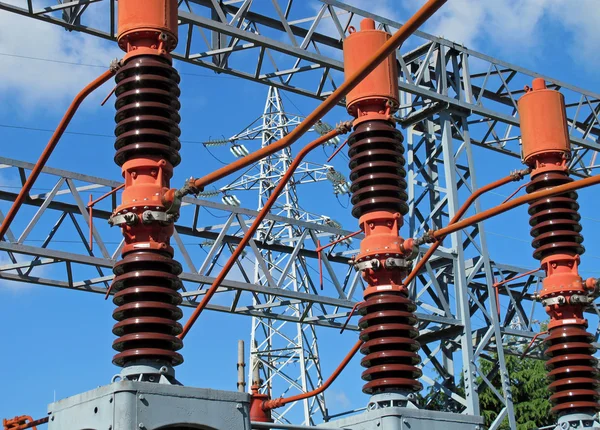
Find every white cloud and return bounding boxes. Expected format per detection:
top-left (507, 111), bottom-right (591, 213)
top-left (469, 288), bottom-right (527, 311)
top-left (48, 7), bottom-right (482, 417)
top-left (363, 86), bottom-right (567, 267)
top-left (423, 0), bottom-right (600, 68)
top-left (0, 254), bottom-right (35, 292)
top-left (313, 0), bottom-right (600, 70)
top-left (425, 0), bottom-right (546, 50)
top-left (0, 1), bottom-right (121, 109)
top-left (544, 0), bottom-right (600, 67)
top-left (326, 389), bottom-right (351, 409)
top-left (342, 0), bottom-right (401, 23)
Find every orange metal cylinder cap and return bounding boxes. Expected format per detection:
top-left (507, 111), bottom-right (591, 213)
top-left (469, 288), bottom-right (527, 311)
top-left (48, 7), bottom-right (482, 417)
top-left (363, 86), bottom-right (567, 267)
top-left (343, 18), bottom-right (399, 118)
top-left (360, 17), bottom-right (376, 30)
top-left (518, 78), bottom-right (570, 167)
top-left (117, 0), bottom-right (179, 52)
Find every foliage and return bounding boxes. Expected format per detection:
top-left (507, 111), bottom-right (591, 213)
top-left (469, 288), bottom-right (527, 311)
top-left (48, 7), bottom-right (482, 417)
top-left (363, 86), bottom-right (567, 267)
top-left (479, 353), bottom-right (552, 429)
top-left (417, 353), bottom-right (552, 429)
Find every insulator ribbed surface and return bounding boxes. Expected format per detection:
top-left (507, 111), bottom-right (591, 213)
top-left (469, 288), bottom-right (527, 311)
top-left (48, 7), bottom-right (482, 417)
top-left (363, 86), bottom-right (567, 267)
top-left (114, 56), bottom-right (181, 167)
top-left (527, 170), bottom-right (599, 415)
top-left (111, 251), bottom-right (184, 367)
top-left (545, 325), bottom-right (600, 415)
top-left (348, 121), bottom-right (408, 219)
top-left (358, 293), bottom-right (422, 395)
top-left (527, 171), bottom-right (584, 260)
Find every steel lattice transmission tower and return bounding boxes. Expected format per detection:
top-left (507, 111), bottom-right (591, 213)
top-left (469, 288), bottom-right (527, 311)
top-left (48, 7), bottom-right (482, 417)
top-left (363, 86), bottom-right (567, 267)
top-left (216, 86), bottom-right (348, 425)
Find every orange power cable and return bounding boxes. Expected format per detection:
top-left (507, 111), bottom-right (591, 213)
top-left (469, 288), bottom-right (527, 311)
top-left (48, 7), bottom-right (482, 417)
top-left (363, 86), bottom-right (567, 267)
top-left (262, 339), bottom-right (363, 410)
top-left (3, 415), bottom-right (49, 430)
top-left (0, 67), bottom-right (118, 240)
top-left (188, 0), bottom-right (448, 191)
top-left (428, 173), bottom-right (600, 241)
top-left (178, 126), bottom-right (351, 339)
top-left (403, 169), bottom-right (529, 288)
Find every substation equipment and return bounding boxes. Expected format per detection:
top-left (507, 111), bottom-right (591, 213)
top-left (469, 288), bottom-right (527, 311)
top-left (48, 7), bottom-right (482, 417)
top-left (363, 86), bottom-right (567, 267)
top-left (1, 0), bottom-right (600, 429)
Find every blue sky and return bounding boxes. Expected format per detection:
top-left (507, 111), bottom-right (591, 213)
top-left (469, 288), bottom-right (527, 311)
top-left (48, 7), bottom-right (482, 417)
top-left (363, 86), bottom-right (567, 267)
top-left (1, 0), bottom-right (600, 425)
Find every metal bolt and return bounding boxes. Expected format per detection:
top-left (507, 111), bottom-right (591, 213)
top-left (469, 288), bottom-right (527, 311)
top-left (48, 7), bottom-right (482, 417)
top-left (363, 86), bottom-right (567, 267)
top-left (236, 403), bottom-right (243, 410)
top-left (139, 394), bottom-right (145, 400)
top-left (139, 423), bottom-right (145, 429)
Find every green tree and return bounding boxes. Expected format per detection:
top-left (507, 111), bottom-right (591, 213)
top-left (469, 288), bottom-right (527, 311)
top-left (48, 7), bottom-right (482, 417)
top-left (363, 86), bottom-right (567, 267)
top-left (479, 353), bottom-right (552, 429)
top-left (417, 353), bottom-right (552, 429)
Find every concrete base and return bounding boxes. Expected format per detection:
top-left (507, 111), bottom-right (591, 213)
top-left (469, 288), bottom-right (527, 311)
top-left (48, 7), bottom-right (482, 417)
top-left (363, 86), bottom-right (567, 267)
top-left (322, 406), bottom-right (483, 430)
top-left (47, 380), bottom-right (252, 430)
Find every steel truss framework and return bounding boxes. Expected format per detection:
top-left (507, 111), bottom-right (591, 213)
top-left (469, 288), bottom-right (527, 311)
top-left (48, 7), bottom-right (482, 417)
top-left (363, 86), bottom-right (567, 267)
top-left (2, 158), bottom-right (599, 427)
top-left (1, 1), bottom-right (600, 429)
top-left (1, 0), bottom-right (599, 171)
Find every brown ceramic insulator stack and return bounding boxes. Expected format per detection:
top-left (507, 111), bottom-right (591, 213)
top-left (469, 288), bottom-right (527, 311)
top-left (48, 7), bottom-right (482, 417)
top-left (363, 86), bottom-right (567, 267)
top-left (348, 120), bottom-right (421, 395)
top-left (114, 56), bottom-right (181, 168)
top-left (343, 17), bottom-right (421, 398)
top-left (527, 173), bottom-right (599, 414)
top-left (527, 172), bottom-right (584, 261)
top-left (520, 78), bottom-right (600, 417)
top-left (544, 326), bottom-right (600, 414)
top-left (110, 54), bottom-right (184, 368)
top-left (357, 293), bottom-right (422, 395)
top-left (348, 121), bottom-right (409, 219)
top-left (111, 251), bottom-right (184, 366)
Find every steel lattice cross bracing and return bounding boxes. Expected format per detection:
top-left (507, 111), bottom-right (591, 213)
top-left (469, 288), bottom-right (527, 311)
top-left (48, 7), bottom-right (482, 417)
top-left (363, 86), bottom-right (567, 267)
top-left (1, 2), bottom-right (600, 430)
top-left (1, 0), bottom-right (599, 173)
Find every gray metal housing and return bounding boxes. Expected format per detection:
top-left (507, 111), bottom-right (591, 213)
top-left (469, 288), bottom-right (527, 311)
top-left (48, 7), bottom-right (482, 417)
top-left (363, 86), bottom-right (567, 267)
top-left (322, 406), bottom-right (483, 430)
top-left (47, 381), bottom-right (252, 430)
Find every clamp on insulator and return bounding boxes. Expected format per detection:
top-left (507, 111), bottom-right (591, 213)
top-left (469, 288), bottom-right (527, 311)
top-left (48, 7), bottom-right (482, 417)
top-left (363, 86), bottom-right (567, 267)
top-left (141, 210), bottom-right (177, 225)
top-left (384, 257), bottom-right (411, 269)
top-left (540, 294), bottom-right (593, 307)
top-left (109, 212), bottom-right (139, 227)
top-left (541, 296), bottom-right (567, 307)
top-left (353, 257), bottom-right (412, 272)
top-left (354, 258), bottom-right (381, 272)
top-left (414, 230), bottom-right (435, 246)
top-left (568, 294), bottom-right (594, 305)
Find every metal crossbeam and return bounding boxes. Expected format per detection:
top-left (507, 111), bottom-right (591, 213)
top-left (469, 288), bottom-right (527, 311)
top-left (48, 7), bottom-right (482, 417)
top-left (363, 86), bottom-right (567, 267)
top-left (1, 0), bottom-right (599, 172)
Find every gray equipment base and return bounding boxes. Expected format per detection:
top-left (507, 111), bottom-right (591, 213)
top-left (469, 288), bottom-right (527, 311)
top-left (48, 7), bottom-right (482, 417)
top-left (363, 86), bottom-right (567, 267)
top-left (322, 406), bottom-right (484, 430)
top-left (554, 413), bottom-right (600, 429)
top-left (47, 380), bottom-right (252, 430)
